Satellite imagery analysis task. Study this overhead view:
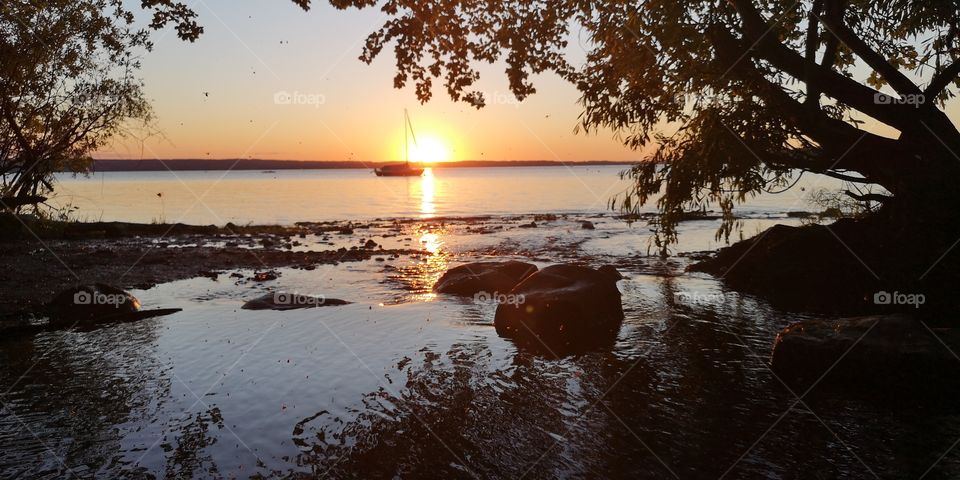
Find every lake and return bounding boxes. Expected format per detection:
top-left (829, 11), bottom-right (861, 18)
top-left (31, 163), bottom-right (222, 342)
top-left (52, 165), bottom-right (820, 223)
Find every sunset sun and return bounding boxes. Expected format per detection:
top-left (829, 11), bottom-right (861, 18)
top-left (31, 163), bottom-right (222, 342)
top-left (409, 135), bottom-right (451, 163)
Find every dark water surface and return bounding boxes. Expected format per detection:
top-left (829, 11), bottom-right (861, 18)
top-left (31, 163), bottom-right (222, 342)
top-left (2, 215), bottom-right (959, 479)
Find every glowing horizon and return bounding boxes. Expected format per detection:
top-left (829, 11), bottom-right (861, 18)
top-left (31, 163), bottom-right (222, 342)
top-left (92, 1), bottom-right (647, 164)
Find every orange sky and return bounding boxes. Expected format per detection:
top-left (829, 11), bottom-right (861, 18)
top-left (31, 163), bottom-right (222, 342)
top-left (98, 1), bottom-right (647, 163)
top-left (98, 1), bottom-right (958, 164)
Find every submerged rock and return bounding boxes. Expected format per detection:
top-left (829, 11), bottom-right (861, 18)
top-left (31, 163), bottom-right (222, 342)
top-left (242, 292), bottom-right (351, 311)
top-left (47, 283), bottom-right (181, 324)
top-left (494, 264), bottom-right (623, 355)
top-left (580, 221), bottom-right (596, 230)
top-left (433, 261), bottom-right (538, 296)
top-left (770, 315), bottom-right (960, 387)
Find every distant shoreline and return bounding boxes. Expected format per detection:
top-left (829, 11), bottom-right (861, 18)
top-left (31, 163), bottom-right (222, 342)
top-left (83, 159), bottom-right (635, 172)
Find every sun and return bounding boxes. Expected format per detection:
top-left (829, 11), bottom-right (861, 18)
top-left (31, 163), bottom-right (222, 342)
top-left (409, 135), bottom-right (451, 163)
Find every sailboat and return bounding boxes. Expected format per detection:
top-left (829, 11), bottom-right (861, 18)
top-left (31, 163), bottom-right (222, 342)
top-left (374, 109), bottom-right (425, 177)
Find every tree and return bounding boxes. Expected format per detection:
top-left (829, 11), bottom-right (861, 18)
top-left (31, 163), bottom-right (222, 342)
top-left (0, 1), bottom-right (156, 212)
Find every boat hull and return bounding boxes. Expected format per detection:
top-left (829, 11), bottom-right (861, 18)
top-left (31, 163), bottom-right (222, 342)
top-left (374, 168), bottom-right (424, 177)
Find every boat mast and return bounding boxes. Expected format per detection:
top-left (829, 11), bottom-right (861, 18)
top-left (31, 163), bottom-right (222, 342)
top-left (404, 108), bottom-right (418, 167)
top-left (404, 109), bottom-right (409, 167)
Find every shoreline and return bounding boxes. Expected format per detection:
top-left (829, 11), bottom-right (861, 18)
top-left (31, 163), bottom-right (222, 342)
top-left (81, 159), bottom-right (636, 172)
top-left (3, 213), bottom-right (663, 325)
top-left (0, 219), bottom-right (420, 323)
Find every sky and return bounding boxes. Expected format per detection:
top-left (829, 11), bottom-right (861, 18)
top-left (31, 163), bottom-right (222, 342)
top-left (99, 1), bottom-right (960, 164)
top-left (98, 0), bottom-right (646, 163)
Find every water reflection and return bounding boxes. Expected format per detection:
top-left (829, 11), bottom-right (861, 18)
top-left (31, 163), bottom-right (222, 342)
top-left (419, 168), bottom-right (436, 218)
top-left (380, 222), bottom-right (448, 303)
top-left (412, 225), bottom-right (445, 302)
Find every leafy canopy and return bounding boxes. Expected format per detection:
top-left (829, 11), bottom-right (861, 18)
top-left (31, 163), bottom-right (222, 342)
top-left (0, 0), bottom-right (159, 209)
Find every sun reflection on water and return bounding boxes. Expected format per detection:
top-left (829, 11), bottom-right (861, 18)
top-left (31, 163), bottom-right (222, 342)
top-left (413, 226), bottom-right (445, 302)
top-left (419, 168), bottom-right (436, 218)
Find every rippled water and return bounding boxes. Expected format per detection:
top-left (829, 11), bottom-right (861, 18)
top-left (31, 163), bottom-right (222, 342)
top-left (3, 215), bottom-right (959, 479)
top-left (5, 168), bottom-right (959, 478)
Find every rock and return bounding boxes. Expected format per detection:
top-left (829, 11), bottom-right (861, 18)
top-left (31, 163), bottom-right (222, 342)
top-left (433, 261), bottom-right (538, 296)
top-left (690, 222), bottom-right (883, 312)
top-left (252, 271), bottom-right (279, 282)
top-left (518, 222), bottom-right (537, 229)
top-left (46, 283), bottom-right (181, 324)
top-left (581, 221), bottom-right (596, 230)
top-left (494, 264), bottom-right (624, 355)
top-left (770, 315), bottom-right (960, 388)
top-left (242, 292), bottom-right (351, 311)
top-left (338, 226), bottom-right (354, 235)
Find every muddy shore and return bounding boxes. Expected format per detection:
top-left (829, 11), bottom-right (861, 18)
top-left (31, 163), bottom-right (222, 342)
top-left (0, 220), bottom-right (425, 322)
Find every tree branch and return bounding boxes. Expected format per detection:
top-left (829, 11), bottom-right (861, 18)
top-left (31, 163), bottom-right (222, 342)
top-left (0, 195), bottom-right (47, 210)
top-left (804, 0), bottom-right (824, 107)
top-left (924, 60), bottom-right (960, 98)
top-left (843, 190), bottom-right (890, 203)
top-left (819, 12), bottom-right (921, 95)
top-left (729, 0), bottom-right (960, 155)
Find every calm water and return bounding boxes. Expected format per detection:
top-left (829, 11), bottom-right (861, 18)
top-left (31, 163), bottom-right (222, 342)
top-left (4, 167), bottom-right (958, 478)
top-left (51, 166), bottom-right (822, 226)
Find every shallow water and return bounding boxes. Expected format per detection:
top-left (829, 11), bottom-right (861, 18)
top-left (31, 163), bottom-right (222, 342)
top-left (51, 166), bottom-right (827, 226)
top-left (3, 215), bottom-right (960, 479)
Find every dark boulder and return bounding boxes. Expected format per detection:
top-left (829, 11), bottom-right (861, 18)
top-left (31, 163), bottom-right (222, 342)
top-left (770, 315), bottom-right (960, 388)
top-left (47, 283), bottom-right (181, 325)
top-left (242, 292), bottom-right (351, 311)
top-left (690, 222), bottom-right (883, 312)
top-left (433, 261), bottom-right (538, 296)
top-left (580, 221), bottom-right (596, 230)
top-left (494, 264), bottom-right (623, 355)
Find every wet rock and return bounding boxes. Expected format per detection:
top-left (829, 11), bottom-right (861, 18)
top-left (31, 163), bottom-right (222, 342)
top-left (46, 283), bottom-right (181, 324)
top-left (494, 264), bottom-right (623, 355)
top-left (338, 226), bottom-right (354, 235)
top-left (770, 315), bottom-right (960, 387)
top-left (690, 222), bottom-right (883, 312)
top-left (242, 292), bottom-right (351, 311)
top-left (518, 222), bottom-right (537, 229)
top-left (252, 271), bottom-right (279, 282)
top-left (581, 221), bottom-right (596, 230)
top-left (434, 261), bottom-right (538, 296)
top-left (364, 239), bottom-right (378, 249)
